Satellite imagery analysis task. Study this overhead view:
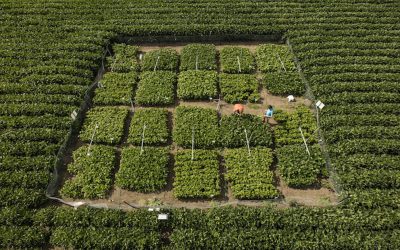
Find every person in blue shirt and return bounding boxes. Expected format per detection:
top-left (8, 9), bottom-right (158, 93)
top-left (263, 105), bottom-right (273, 123)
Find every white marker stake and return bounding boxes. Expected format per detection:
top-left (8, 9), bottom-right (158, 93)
top-left (140, 124), bottom-right (146, 155)
top-left (276, 53), bottom-right (286, 72)
top-left (216, 96), bottom-right (221, 113)
top-left (154, 56), bottom-right (160, 71)
top-left (191, 127), bottom-right (195, 161)
top-left (299, 127), bottom-right (310, 156)
top-left (195, 55), bottom-right (199, 70)
top-left (237, 56), bottom-right (241, 73)
top-left (244, 128), bottom-right (251, 156)
top-left (87, 123), bottom-right (99, 156)
top-left (130, 99), bottom-right (134, 112)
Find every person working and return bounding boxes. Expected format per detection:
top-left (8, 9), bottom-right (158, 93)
top-left (233, 103), bottom-right (245, 115)
top-left (263, 105), bottom-right (273, 123)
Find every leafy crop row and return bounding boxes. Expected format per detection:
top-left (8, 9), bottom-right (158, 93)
top-left (225, 148), bottom-right (278, 199)
top-left (128, 108), bottom-right (169, 145)
top-left (116, 147), bottom-right (169, 192)
top-left (219, 114), bottom-right (272, 148)
top-left (180, 44), bottom-right (217, 71)
top-left (177, 70), bottom-right (218, 100)
top-left (60, 145), bottom-right (116, 199)
top-left (256, 44), bottom-right (297, 73)
top-left (93, 72), bottom-right (137, 106)
top-left (142, 48), bottom-right (179, 72)
top-left (107, 44), bottom-right (139, 73)
top-left (135, 71), bottom-right (176, 106)
top-left (219, 73), bottom-right (260, 103)
top-left (173, 106), bottom-right (219, 148)
top-left (263, 72), bottom-right (304, 96)
top-left (276, 145), bottom-right (325, 187)
top-left (220, 47), bottom-right (255, 74)
top-left (79, 107), bottom-right (128, 145)
top-left (274, 106), bottom-right (318, 147)
top-left (173, 150), bottom-right (220, 199)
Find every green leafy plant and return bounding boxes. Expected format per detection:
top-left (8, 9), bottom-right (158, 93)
top-left (128, 108), bottom-right (169, 145)
top-left (219, 73), bottom-right (260, 103)
top-left (79, 107), bottom-right (128, 145)
top-left (220, 47), bottom-right (255, 73)
top-left (107, 44), bottom-right (139, 72)
top-left (93, 72), bottom-right (137, 106)
top-left (224, 148), bottom-right (278, 199)
top-left (173, 149), bottom-right (220, 199)
top-left (220, 114), bottom-right (272, 148)
top-left (256, 44), bottom-right (296, 73)
top-left (180, 44), bottom-right (217, 71)
top-left (115, 147), bottom-right (169, 192)
top-left (274, 106), bottom-right (318, 147)
top-left (135, 71), bottom-right (176, 106)
top-left (177, 70), bottom-right (218, 100)
top-left (173, 106), bottom-right (220, 148)
top-left (141, 48), bottom-right (179, 71)
top-left (276, 145), bottom-right (324, 187)
top-left (60, 145), bottom-right (116, 199)
top-left (263, 72), bottom-right (304, 96)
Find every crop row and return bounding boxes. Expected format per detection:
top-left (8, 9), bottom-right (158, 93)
top-left (4, 205), bottom-right (399, 249)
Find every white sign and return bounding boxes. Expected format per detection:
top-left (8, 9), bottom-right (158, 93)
top-left (70, 110), bottom-right (78, 120)
top-left (316, 100), bottom-right (325, 110)
top-left (158, 214), bottom-right (168, 220)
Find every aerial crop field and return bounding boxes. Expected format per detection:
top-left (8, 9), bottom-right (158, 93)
top-left (1, 0), bottom-right (400, 248)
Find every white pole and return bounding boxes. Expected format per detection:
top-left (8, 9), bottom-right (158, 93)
top-left (299, 126), bottom-right (310, 156)
top-left (195, 55), bottom-right (198, 70)
top-left (216, 95), bottom-right (221, 112)
top-left (191, 127), bottom-right (195, 161)
top-left (237, 56), bottom-right (241, 73)
top-left (130, 99), bottom-right (134, 112)
top-left (276, 53), bottom-right (286, 72)
top-left (140, 123), bottom-right (146, 155)
top-left (244, 128), bottom-right (251, 156)
top-left (154, 56), bottom-right (160, 71)
top-left (87, 123), bottom-right (99, 156)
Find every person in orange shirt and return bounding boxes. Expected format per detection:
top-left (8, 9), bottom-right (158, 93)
top-left (233, 104), bottom-right (245, 115)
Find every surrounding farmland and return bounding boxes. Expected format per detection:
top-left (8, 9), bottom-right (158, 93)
top-left (1, 0), bottom-right (400, 248)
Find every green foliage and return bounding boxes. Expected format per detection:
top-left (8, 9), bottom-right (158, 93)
top-left (225, 148), bottom-right (278, 199)
top-left (141, 48), bottom-right (179, 71)
top-left (0, 188), bottom-right (46, 208)
top-left (220, 114), bottom-right (272, 148)
top-left (173, 106), bottom-right (220, 148)
top-left (135, 71), bottom-right (176, 106)
top-left (180, 43), bottom-right (217, 71)
top-left (220, 47), bottom-right (255, 73)
top-left (173, 150), bottom-right (220, 198)
top-left (263, 72), bottom-right (305, 96)
top-left (107, 44), bottom-right (139, 72)
top-left (93, 72), bottom-right (137, 105)
top-left (60, 145), bottom-right (116, 199)
top-left (256, 44), bottom-right (296, 73)
top-left (0, 226), bottom-right (48, 249)
top-left (0, 171), bottom-right (50, 189)
top-left (79, 107), bottom-right (128, 145)
top-left (277, 145), bottom-right (324, 187)
top-left (219, 73), bottom-right (260, 103)
top-left (274, 106), bottom-right (318, 147)
top-left (177, 70), bottom-right (218, 100)
top-left (50, 207), bottom-right (160, 249)
top-left (116, 147), bottom-right (169, 192)
top-left (128, 108), bottom-right (169, 145)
